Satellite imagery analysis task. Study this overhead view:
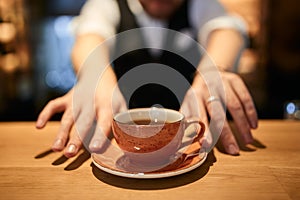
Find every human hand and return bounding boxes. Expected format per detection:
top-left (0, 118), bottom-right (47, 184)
top-left (181, 70), bottom-right (258, 155)
top-left (36, 75), bottom-right (127, 158)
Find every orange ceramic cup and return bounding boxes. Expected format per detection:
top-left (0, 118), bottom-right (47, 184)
top-left (112, 108), bottom-right (205, 167)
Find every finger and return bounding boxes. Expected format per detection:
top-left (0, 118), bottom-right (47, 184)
top-left (64, 108), bottom-right (95, 157)
top-left (180, 88), bottom-right (195, 118)
top-left (206, 99), bottom-right (239, 155)
top-left (198, 108), bottom-right (213, 151)
top-left (36, 98), bottom-right (66, 129)
top-left (64, 128), bottom-right (84, 158)
top-left (224, 81), bottom-right (254, 144)
top-left (52, 108), bottom-right (74, 152)
top-left (89, 108), bottom-right (113, 153)
top-left (200, 129), bottom-right (213, 151)
top-left (229, 74), bottom-right (258, 129)
top-left (112, 86), bottom-right (128, 114)
top-left (218, 120), bottom-right (240, 155)
top-left (182, 86), bottom-right (212, 147)
top-left (199, 105), bottom-right (215, 151)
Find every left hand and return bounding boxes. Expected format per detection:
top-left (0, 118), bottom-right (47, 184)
top-left (181, 70), bottom-right (258, 155)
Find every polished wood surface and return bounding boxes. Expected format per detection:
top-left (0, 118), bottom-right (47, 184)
top-left (0, 120), bottom-right (299, 200)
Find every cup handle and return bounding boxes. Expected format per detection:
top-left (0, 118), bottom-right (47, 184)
top-left (185, 119), bottom-right (205, 145)
top-left (161, 120), bottom-right (206, 170)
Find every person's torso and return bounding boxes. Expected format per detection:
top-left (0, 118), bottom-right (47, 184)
top-left (112, 0), bottom-right (202, 110)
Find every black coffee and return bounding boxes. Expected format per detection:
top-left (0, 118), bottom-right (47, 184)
top-left (128, 119), bottom-right (167, 125)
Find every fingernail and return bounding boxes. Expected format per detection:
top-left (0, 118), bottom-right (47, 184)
top-left (52, 139), bottom-right (63, 150)
top-left (228, 144), bottom-right (239, 155)
top-left (251, 120), bottom-right (257, 129)
top-left (90, 140), bottom-right (104, 151)
top-left (67, 144), bottom-right (77, 154)
top-left (244, 133), bottom-right (254, 144)
top-left (92, 140), bottom-right (100, 148)
top-left (36, 119), bottom-right (44, 128)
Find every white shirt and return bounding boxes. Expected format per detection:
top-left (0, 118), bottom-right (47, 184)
top-left (72, 0), bottom-right (247, 48)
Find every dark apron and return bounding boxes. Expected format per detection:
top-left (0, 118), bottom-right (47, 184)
top-left (112, 0), bottom-right (201, 110)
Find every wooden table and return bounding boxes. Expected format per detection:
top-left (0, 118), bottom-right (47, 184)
top-left (0, 120), bottom-right (299, 200)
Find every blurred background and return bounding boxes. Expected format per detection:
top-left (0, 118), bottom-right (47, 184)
top-left (0, 0), bottom-right (299, 121)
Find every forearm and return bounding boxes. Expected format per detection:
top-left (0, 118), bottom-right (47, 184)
top-left (71, 33), bottom-right (117, 83)
top-left (193, 29), bottom-right (245, 87)
top-left (201, 29), bottom-right (245, 72)
top-left (71, 34), bottom-right (110, 73)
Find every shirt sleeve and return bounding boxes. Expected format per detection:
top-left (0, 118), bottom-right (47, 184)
top-left (71, 0), bottom-right (120, 39)
top-left (189, 0), bottom-right (248, 46)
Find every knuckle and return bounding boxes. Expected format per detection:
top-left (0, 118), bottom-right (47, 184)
top-left (212, 110), bottom-right (226, 121)
top-left (228, 72), bottom-right (239, 80)
top-left (240, 92), bottom-right (250, 101)
top-left (47, 99), bottom-right (57, 107)
top-left (48, 98), bottom-right (62, 109)
top-left (61, 118), bottom-right (73, 130)
top-left (247, 108), bottom-right (258, 120)
top-left (220, 127), bottom-right (234, 142)
top-left (227, 100), bottom-right (243, 112)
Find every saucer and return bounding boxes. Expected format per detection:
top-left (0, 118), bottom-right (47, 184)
top-left (91, 124), bottom-right (207, 179)
top-left (92, 151), bottom-right (207, 179)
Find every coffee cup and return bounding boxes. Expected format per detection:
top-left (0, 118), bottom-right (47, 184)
top-left (112, 107), bottom-right (205, 168)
